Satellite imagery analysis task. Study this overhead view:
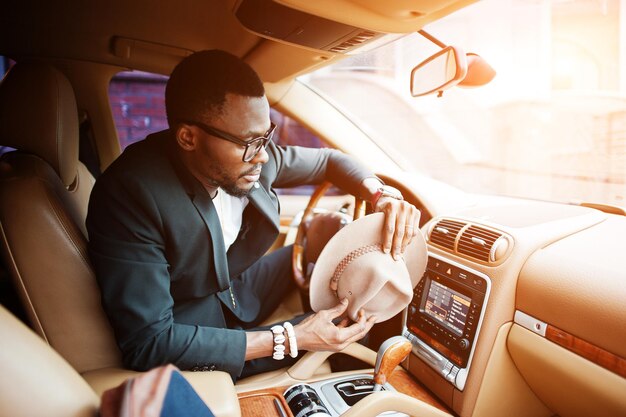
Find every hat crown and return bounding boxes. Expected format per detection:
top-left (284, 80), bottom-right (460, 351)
top-left (310, 213), bottom-right (428, 324)
top-left (337, 249), bottom-right (413, 321)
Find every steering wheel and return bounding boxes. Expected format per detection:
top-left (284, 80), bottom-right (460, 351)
top-left (292, 181), bottom-right (367, 292)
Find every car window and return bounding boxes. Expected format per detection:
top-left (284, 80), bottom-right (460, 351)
top-left (109, 71), bottom-right (169, 150)
top-left (270, 108), bottom-right (343, 195)
top-left (108, 71), bottom-right (341, 195)
top-left (302, 0), bottom-right (626, 208)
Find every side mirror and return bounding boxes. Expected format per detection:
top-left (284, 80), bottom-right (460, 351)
top-left (410, 46), bottom-right (467, 97)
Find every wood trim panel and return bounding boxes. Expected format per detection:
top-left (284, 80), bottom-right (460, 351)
top-left (546, 325), bottom-right (626, 378)
top-left (239, 387), bottom-right (292, 417)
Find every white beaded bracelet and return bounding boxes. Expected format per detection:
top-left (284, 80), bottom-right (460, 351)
top-left (271, 325), bottom-right (285, 360)
top-left (283, 321), bottom-right (298, 358)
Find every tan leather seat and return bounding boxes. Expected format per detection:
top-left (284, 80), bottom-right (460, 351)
top-left (0, 304), bottom-right (241, 417)
top-left (0, 305), bottom-right (99, 417)
top-left (0, 62), bottom-right (122, 373)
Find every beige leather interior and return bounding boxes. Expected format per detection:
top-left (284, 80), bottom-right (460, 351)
top-left (273, 0), bottom-right (475, 33)
top-left (0, 62), bottom-right (122, 372)
top-left (508, 324), bottom-right (626, 417)
top-left (419, 202), bottom-right (608, 416)
top-left (471, 323), bottom-right (551, 417)
top-left (340, 392), bottom-right (452, 417)
top-left (0, 306), bottom-right (99, 417)
top-left (1, 2), bottom-right (624, 417)
top-left (517, 216), bottom-right (626, 359)
top-left (0, 304), bottom-right (241, 417)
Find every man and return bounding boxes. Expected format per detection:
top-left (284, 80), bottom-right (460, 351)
top-left (87, 50), bottom-right (420, 380)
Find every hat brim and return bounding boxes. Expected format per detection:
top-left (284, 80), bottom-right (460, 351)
top-left (309, 212), bottom-right (427, 323)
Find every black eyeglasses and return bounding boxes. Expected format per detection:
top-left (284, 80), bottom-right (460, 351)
top-left (182, 120), bottom-right (276, 162)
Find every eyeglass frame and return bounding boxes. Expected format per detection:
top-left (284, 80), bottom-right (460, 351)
top-left (180, 119), bottom-right (276, 162)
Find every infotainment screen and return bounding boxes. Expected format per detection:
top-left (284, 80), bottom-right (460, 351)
top-left (421, 279), bottom-right (472, 336)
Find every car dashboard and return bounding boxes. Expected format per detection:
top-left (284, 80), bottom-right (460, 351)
top-left (398, 197), bottom-right (626, 416)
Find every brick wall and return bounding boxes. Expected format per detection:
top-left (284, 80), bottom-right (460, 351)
top-left (109, 71), bottom-right (169, 149)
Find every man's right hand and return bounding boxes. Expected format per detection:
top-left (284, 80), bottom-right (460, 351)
top-left (294, 298), bottom-right (376, 353)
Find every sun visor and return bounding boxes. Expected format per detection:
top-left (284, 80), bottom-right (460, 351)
top-left (234, 0), bottom-right (402, 54)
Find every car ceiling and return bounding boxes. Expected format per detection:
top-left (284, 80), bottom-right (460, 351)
top-left (0, 0), bottom-right (475, 82)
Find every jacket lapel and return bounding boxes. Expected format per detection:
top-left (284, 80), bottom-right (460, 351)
top-left (189, 191), bottom-right (230, 293)
top-left (167, 137), bottom-right (231, 293)
top-left (246, 182), bottom-right (280, 231)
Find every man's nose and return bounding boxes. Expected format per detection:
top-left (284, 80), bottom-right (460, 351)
top-left (250, 145), bottom-right (269, 164)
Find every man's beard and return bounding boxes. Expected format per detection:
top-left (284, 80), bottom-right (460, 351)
top-left (221, 182), bottom-right (251, 198)
top-left (209, 164), bottom-right (261, 198)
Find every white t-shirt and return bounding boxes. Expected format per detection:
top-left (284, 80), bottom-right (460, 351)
top-left (212, 188), bottom-right (249, 252)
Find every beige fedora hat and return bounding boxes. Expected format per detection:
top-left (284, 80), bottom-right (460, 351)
top-left (309, 212), bottom-right (428, 323)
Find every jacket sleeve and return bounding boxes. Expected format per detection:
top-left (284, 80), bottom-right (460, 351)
top-left (267, 142), bottom-right (376, 198)
top-left (86, 168), bottom-right (246, 378)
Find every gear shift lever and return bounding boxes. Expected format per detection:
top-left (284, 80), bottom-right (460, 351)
top-left (373, 336), bottom-right (412, 391)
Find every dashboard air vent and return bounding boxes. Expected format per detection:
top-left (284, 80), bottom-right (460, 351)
top-left (429, 219), bottom-right (465, 251)
top-left (458, 226), bottom-right (503, 262)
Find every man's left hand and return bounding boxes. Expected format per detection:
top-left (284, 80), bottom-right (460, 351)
top-left (374, 197), bottom-right (421, 260)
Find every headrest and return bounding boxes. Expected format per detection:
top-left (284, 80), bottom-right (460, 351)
top-left (0, 62), bottom-right (79, 186)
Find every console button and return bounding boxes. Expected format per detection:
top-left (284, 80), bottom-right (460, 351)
top-left (459, 338), bottom-right (470, 350)
top-left (445, 366), bottom-right (459, 382)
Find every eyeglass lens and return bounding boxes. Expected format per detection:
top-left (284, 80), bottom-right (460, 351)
top-left (243, 126), bottom-right (274, 161)
top-left (243, 137), bottom-right (268, 162)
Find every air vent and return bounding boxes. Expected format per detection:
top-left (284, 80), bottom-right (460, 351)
top-left (458, 226), bottom-right (504, 262)
top-left (328, 30), bottom-right (378, 53)
top-left (429, 219), bottom-right (465, 251)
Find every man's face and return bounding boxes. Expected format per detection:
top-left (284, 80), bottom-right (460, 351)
top-left (178, 93), bottom-right (271, 197)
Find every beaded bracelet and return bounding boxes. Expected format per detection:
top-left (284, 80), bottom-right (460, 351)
top-left (283, 321), bottom-right (298, 358)
top-left (271, 325), bottom-right (285, 360)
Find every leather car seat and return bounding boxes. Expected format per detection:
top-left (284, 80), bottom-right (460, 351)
top-left (0, 62), bottom-right (123, 373)
top-left (0, 305), bottom-right (99, 417)
top-left (0, 304), bottom-right (241, 417)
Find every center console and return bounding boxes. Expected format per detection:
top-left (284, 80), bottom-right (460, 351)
top-left (403, 253), bottom-right (491, 390)
top-left (284, 375), bottom-right (402, 417)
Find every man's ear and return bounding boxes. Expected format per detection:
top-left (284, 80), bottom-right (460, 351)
top-left (176, 124), bottom-right (196, 151)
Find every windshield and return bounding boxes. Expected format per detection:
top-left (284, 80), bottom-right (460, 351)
top-left (301, 0), bottom-right (626, 207)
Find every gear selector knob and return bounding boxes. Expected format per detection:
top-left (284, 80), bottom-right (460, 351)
top-left (373, 336), bottom-right (412, 391)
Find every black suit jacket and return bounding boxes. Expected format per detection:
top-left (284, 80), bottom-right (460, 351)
top-left (86, 130), bottom-right (373, 378)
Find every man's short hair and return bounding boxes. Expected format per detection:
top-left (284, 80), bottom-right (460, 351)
top-left (165, 50), bottom-right (265, 127)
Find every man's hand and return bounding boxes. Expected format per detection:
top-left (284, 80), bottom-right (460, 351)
top-left (374, 197), bottom-right (420, 260)
top-left (295, 298), bottom-right (376, 352)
